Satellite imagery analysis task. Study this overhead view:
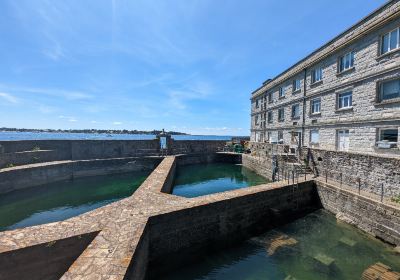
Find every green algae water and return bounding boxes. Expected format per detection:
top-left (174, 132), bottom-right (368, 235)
top-left (158, 209), bottom-right (400, 280)
top-left (0, 171), bottom-right (150, 231)
top-left (172, 163), bottom-right (269, 198)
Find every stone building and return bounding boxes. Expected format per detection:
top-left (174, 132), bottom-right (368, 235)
top-left (250, 0), bottom-right (400, 156)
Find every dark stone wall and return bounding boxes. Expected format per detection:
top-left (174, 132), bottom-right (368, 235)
top-left (0, 231), bottom-right (99, 280)
top-left (0, 157), bottom-right (162, 194)
top-left (316, 180), bottom-right (400, 246)
top-left (147, 181), bottom-right (319, 276)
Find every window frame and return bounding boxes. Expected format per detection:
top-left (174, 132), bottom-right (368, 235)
top-left (267, 111), bottom-right (273, 123)
top-left (380, 27), bottom-right (400, 55)
top-left (279, 87), bottom-right (285, 98)
top-left (268, 92), bottom-right (273, 103)
top-left (291, 103), bottom-right (300, 119)
top-left (310, 129), bottom-right (320, 144)
top-left (377, 78), bottom-right (400, 103)
top-left (278, 108), bottom-right (285, 121)
top-left (293, 79), bottom-right (301, 93)
top-left (310, 97), bottom-right (321, 114)
top-left (337, 91), bottom-right (353, 110)
top-left (338, 51), bottom-right (355, 73)
top-left (311, 67), bottom-right (323, 84)
top-left (378, 128), bottom-right (398, 143)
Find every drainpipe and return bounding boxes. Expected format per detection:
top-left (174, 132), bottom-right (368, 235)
top-left (302, 68), bottom-right (307, 151)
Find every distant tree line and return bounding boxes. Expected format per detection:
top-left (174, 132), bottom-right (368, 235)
top-left (0, 127), bottom-right (188, 135)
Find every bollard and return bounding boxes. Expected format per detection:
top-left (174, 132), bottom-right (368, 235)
top-left (304, 168), bottom-right (307, 181)
top-left (357, 178), bottom-right (361, 195)
top-left (381, 183), bottom-right (384, 203)
top-left (325, 170), bottom-right (328, 183)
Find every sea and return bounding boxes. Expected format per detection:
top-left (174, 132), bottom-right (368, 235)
top-left (0, 131), bottom-right (237, 141)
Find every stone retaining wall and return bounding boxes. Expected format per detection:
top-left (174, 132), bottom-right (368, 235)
top-left (315, 179), bottom-right (400, 246)
top-left (0, 139), bottom-right (227, 168)
top-left (0, 156), bottom-right (162, 194)
top-left (247, 141), bottom-right (400, 197)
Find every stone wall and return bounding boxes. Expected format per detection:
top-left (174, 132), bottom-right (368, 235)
top-left (247, 141), bottom-right (400, 197)
top-left (307, 148), bottom-right (400, 197)
top-left (316, 180), bottom-right (400, 246)
top-left (147, 180), bottom-right (318, 277)
top-left (0, 156), bottom-right (162, 194)
top-left (0, 231), bottom-right (99, 280)
top-left (0, 139), bottom-right (227, 168)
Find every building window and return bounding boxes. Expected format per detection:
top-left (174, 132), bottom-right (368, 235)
top-left (255, 98), bottom-right (259, 108)
top-left (381, 27), bottom-right (400, 55)
top-left (338, 91), bottom-right (352, 109)
top-left (291, 104), bottom-right (300, 119)
top-left (278, 131), bottom-right (284, 143)
top-left (378, 128), bottom-right (398, 147)
top-left (268, 92), bottom-right (273, 103)
top-left (337, 130), bottom-right (350, 151)
top-left (338, 52), bottom-right (354, 72)
top-left (278, 108), bottom-right (285, 121)
top-left (379, 79), bottom-right (400, 102)
top-left (279, 87), bottom-right (285, 98)
top-left (293, 79), bottom-right (301, 92)
top-left (267, 111), bottom-right (273, 123)
top-left (254, 115), bottom-right (259, 125)
top-left (310, 130), bottom-right (320, 144)
top-left (267, 132), bottom-right (272, 143)
top-left (311, 67), bottom-right (322, 84)
top-left (311, 98), bottom-right (321, 114)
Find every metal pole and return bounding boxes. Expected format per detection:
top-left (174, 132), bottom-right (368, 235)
top-left (340, 173), bottom-right (343, 188)
top-left (357, 178), bottom-right (361, 195)
top-left (304, 167), bottom-right (307, 181)
top-left (325, 169), bottom-right (328, 183)
top-left (292, 170), bottom-right (295, 185)
top-left (381, 183), bottom-right (384, 203)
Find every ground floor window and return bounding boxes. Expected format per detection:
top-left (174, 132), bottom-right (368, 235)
top-left (310, 130), bottom-right (320, 144)
top-left (337, 130), bottom-right (350, 151)
top-left (278, 131), bottom-right (284, 143)
top-left (377, 128), bottom-right (398, 148)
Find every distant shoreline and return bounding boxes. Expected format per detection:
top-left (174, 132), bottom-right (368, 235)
top-left (0, 128), bottom-right (188, 136)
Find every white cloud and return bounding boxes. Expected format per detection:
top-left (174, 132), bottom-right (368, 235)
top-left (112, 121), bottom-right (122, 125)
top-left (0, 92), bottom-right (18, 104)
top-left (58, 115), bottom-right (77, 122)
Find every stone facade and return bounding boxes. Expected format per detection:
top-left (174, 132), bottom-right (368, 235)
top-left (251, 1), bottom-right (400, 156)
top-left (246, 142), bottom-right (400, 197)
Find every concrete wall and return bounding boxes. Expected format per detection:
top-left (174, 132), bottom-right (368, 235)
top-left (316, 180), bottom-right (400, 246)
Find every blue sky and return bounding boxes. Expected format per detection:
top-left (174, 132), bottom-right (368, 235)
top-left (0, 0), bottom-right (386, 135)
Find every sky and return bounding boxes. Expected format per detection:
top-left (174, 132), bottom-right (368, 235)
top-left (0, 0), bottom-right (387, 136)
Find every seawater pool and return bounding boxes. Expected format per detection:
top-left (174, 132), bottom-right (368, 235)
top-left (172, 163), bottom-right (269, 198)
top-left (0, 171), bottom-right (150, 231)
top-left (156, 209), bottom-right (400, 280)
